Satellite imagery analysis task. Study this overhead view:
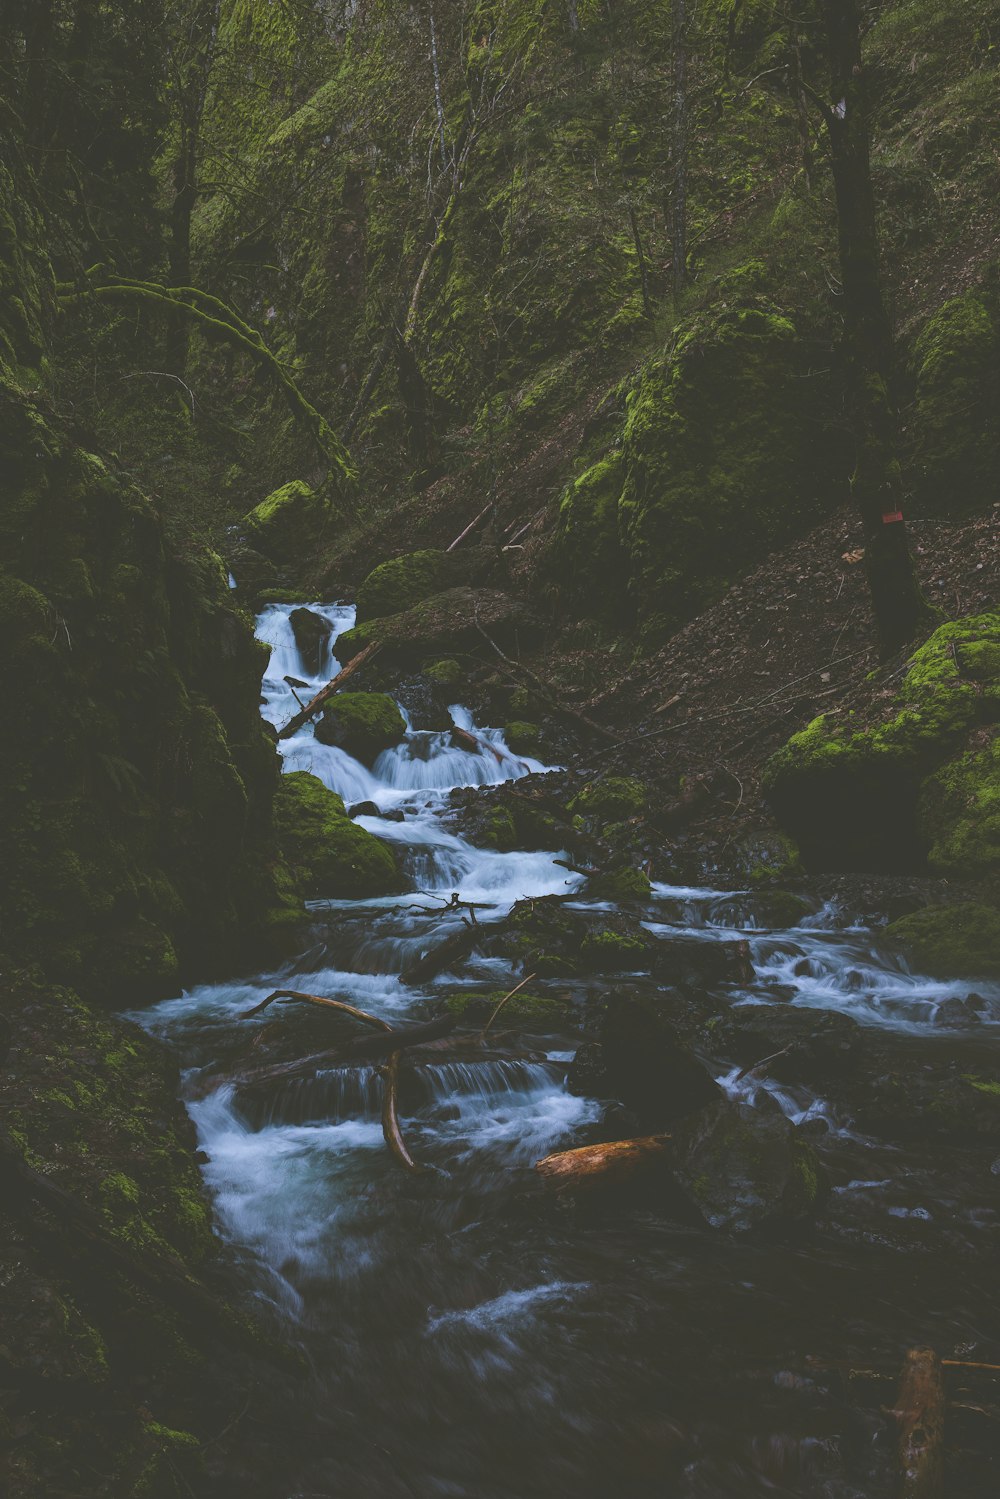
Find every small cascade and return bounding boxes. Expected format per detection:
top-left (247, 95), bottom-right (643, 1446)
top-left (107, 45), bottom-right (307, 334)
top-left (130, 595), bottom-right (1000, 1499)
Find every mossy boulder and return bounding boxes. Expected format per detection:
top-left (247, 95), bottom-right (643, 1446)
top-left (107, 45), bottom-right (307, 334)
top-left (568, 991), bottom-right (721, 1129)
top-left (504, 720), bottom-right (543, 756)
top-left (357, 549), bottom-right (452, 623)
top-left (764, 614), bottom-right (1000, 872)
top-left (289, 605), bottom-right (333, 674)
top-left (424, 658), bottom-right (463, 686)
top-left (886, 902), bottom-right (1000, 979)
top-left (243, 480), bottom-right (334, 565)
top-left (550, 453), bottom-right (631, 625)
top-left (569, 776), bottom-right (647, 824)
top-left (667, 1099), bottom-right (826, 1231)
top-left (918, 734), bottom-right (1000, 883)
top-left (587, 866), bottom-right (653, 903)
top-left (314, 691), bottom-right (406, 764)
top-left (443, 988), bottom-right (572, 1023)
top-left (274, 771), bottom-right (400, 898)
top-left (908, 287), bottom-right (1000, 516)
top-left (617, 288), bottom-right (836, 627)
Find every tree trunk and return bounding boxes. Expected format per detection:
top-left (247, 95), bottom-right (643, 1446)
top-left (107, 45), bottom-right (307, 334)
top-left (820, 0), bottom-right (930, 658)
top-left (671, 0), bottom-right (689, 295)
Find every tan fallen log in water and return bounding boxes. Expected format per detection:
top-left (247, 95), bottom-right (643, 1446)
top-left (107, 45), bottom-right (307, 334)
top-left (450, 723), bottom-right (505, 763)
top-left (894, 1347), bottom-right (945, 1499)
top-left (277, 640), bottom-right (382, 739)
top-left (535, 1134), bottom-right (671, 1190)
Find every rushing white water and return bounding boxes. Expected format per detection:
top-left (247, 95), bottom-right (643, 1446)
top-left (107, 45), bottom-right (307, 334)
top-left (136, 597), bottom-right (1000, 1318)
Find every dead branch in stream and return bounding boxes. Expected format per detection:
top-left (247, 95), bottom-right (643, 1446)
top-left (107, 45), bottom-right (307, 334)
top-left (473, 620), bottom-right (623, 744)
top-left (894, 1348), bottom-right (945, 1499)
top-left (401, 926), bottom-right (478, 986)
top-left (277, 641), bottom-right (382, 739)
top-left (535, 1135), bottom-right (671, 1191)
top-left (480, 973), bottom-right (538, 1038)
top-left (240, 989), bottom-right (427, 1172)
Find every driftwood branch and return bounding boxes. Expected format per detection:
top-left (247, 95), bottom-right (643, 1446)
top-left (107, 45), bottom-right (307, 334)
top-left (446, 499), bottom-right (492, 552)
top-left (473, 620), bottom-right (622, 743)
top-left (240, 988), bottom-right (430, 1173)
top-left (535, 1135), bottom-right (671, 1191)
top-left (277, 641), bottom-right (382, 739)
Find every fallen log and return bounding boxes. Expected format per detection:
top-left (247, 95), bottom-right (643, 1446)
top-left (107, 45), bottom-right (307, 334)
top-left (450, 723), bottom-right (506, 763)
top-left (332, 1012), bottom-right (457, 1062)
top-left (277, 640), bottom-right (382, 739)
top-left (535, 1134), bottom-right (670, 1191)
top-left (381, 1051), bottom-right (424, 1172)
top-left (401, 926), bottom-right (477, 986)
top-left (894, 1347), bottom-right (945, 1499)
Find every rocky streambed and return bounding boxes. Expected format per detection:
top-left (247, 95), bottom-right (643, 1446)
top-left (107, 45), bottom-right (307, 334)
top-left (133, 600), bottom-right (1000, 1498)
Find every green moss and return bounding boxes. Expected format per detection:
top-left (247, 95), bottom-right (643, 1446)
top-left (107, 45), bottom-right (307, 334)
top-left (909, 289), bottom-right (1000, 515)
top-left (482, 806), bottom-right (518, 851)
top-left (424, 658), bottom-right (463, 686)
top-left (579, 928), bottom-right (647, 970)
top-left (550, 453), bottom-right (630, 624)
top-left (274, 770), bottom-right (400, 899)
top-left (588, 866), bottom-right (653, 902)
top-left (243, 479), bottom-right (334, 565)
top-left (569, 776), bottom-right (647, 823)
top-left (503, 721), bottom-right (542, 756)
top-left (918, 735), bottom-right (1000, 882)
top-left (314, 691), bottom-right (406, 764)
top-left (356, 550), bottom-right (453, 623)
top-left (764, 614), bottom-right (1000, 870)
top-left (886, 902), bottom-right (1000, 979)
top-left (444, 988), bottom-right (570, 1021)
top-left (965, 1076), bottom-right (1000, 1098)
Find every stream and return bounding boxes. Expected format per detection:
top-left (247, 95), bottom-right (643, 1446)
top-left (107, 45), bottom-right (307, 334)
top-left (134, 601), bottom-right (1000, 1499)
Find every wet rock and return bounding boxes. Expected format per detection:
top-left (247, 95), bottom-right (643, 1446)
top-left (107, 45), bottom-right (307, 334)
top-left (651, 935), bottom-right (755, 990)
top-left (289, 606), bottom-right (333, 675)
top-left (567, 991), bottom-right (722, 1130)
top-left (314, 691), bottom-right (406, 764)
top-left (711, 1005), bottom-right (863, 1084)
top-left (667, 1098), bottom-right (825, 1231)
top-left (348, 800), bottom-right (381, 818)
top-left (355, 545), bottom-right (501, 625)
top-left (243, 479), bottom-right (334, 566)
top-left (843, 1036), bottom-right (1000, 1143)
top-left (486, 896), bottom-right (656, 978)
top-left (885, 902), bottom-right (1000, 980)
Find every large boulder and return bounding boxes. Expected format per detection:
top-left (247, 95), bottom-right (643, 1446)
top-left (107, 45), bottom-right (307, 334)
top-left (667, 1098), bottom-right (824, 1231)
top-left (274, 771), bottom-right (400, 898)
top-left (289, 606), bottom-right (333, 675)
top-left (568, 991), bottom-right (722, 1129)
top-left (243, 480), bottom-right (335, 566)
top-left (313, 691), bottom-right (406, 765)
top-left (763, 614), bottom-right (1000, 873)
top-left (355, 545), bottom-right (499, 625)
top-left (885, 902), bottom-right (1000, 980)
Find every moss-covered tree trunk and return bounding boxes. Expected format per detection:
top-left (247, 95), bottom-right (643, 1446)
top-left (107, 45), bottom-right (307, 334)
top-left (819, 0), bottom-right (930, 657)
top-left (166, 0), bottom-right (221, 373)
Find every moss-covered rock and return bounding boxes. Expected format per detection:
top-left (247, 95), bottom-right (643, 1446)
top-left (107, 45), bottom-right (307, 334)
top-left (243, 479), bottom-right (335, 565)
top-left (314, 691), bottom-right (406, 764)
top-left (443, 987), bottom-right (572, 1023)
top-left (616, 288), bottom-right (836, 627)
top-left (424, 658), bottom-right (464, 686)
top-left (357, 549), bottom-right (453, 623)
top-left (503, 720), bottom-right (542, 756)
top-left (908, 286), bottom-right (1000, 516)
top-left (274, 770), bottom-right (400, 898)
top-left (550, 453), bottom-right (631, 625)
top-left (569, 776), bottom-right (647, 824)
top-left (764, 614), bottom-right (1000, 872)
top-left (886, 902), bottom-right (1000, 979)
top-left (587, 866), bottom-right (653, 903)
